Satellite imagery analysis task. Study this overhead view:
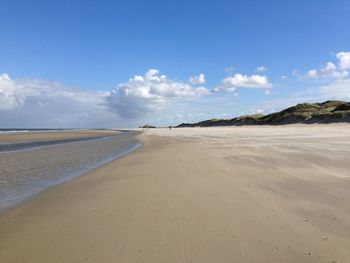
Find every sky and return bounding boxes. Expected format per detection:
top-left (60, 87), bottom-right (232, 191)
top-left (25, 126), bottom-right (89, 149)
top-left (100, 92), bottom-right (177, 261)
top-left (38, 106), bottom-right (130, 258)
top-left (1, 0), bottom-right (350, 128)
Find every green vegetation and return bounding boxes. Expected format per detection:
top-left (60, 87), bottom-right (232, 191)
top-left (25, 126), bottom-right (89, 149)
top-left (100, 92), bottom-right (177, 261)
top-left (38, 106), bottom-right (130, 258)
top-left (176, 100), bottom-right (350, 127)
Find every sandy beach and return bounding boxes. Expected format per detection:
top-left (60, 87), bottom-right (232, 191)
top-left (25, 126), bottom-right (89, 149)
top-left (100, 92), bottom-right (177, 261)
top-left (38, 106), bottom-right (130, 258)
top-left (1, 125), bottom-right (350, 262)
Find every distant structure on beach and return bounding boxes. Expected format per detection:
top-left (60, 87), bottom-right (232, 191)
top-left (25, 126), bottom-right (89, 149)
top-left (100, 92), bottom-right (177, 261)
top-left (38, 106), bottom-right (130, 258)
top-left (139, 124), bottom-right (156, 131)
top-left (139, 124), bottom-right (156, 129)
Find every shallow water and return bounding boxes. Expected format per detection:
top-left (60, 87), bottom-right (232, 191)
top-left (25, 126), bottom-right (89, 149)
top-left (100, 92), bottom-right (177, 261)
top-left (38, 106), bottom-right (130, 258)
top-left (0, 131), bottom-right (141, 212)
top-left (0, 134), bottom-right (115, 152)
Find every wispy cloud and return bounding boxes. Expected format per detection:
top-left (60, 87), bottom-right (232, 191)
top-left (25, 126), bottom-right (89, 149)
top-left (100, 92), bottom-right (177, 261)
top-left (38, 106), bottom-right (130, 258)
top-left (256, 66), bottom-right (267, 72)
top-left (318, 79), bottom-right (350, 99)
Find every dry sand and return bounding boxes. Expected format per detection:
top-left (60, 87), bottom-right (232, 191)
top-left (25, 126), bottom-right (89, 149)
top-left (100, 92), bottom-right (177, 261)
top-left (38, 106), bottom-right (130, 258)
top-left (1, 125), bottom-right (350, 262)
top-left (0, 130), bottom-right (120, 144)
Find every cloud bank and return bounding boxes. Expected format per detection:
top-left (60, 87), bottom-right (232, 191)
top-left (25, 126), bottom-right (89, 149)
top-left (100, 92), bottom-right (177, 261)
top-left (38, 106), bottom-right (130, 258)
top-left (0, 70), bottom-right (209, 127)
top-left (0, 73), bottom-right (115, 128)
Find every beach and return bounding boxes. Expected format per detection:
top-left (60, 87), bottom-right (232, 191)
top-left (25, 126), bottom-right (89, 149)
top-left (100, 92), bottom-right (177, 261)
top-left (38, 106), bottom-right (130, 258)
top-left (1, 125), bottom-right (350, 262)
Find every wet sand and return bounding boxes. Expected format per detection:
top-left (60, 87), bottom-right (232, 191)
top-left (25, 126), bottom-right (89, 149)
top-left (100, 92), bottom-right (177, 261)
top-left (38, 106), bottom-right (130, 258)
top-left (0, 125), bottom-right (350, 262)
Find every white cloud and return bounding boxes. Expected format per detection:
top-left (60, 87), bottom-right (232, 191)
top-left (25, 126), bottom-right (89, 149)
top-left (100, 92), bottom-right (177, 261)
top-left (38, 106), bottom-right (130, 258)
top-left (189, 73), bottom-right (206, 85)
top-left (0, 73), bottom-right (25, 110)
top-left (336, 52), bottom-right (350, 70)
top-left (256, 66), bottom-right (267, 72)
top-left (306, 62), bottom-right (348, 79)
top-left (213, 73), bottom-right (272, 92)
top-left (106, 69), bottom-right (209, 118)
top-left (264, 90), bottom-right (271, 95)
top-left (306, 69), bottom-right (317, 78)
top-left (305, 52), bottom-right (350, 79)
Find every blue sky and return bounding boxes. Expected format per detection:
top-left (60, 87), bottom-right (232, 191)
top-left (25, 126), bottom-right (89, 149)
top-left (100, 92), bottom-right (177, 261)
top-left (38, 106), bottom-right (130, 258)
top-left (1, 0), bottom-right (350, 128)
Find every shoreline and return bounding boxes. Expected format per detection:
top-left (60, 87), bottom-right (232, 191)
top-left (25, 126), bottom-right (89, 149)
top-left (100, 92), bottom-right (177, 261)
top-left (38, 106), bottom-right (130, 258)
top-left (0, 141), bottom-right (142, 215)
top-left (1, 126), bottom-right (350, 262)
top-left (0, 130), bottom-right (141, 213)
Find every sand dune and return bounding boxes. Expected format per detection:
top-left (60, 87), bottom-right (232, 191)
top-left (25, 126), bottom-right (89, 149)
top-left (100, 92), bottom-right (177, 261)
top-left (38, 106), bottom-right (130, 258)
top-left (0, 125), bottom-right (350, 262)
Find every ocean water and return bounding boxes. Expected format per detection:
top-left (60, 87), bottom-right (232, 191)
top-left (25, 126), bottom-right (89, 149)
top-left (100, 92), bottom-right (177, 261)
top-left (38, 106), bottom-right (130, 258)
top-left (0, 131), bottom-right (141, 212)
top-left (0, 128), bottom-right (66, 134)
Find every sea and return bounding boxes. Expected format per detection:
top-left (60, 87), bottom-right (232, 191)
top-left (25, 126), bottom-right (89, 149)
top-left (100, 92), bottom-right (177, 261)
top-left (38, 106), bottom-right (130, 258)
top-left (0, 128), bottom-right (67, 134)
